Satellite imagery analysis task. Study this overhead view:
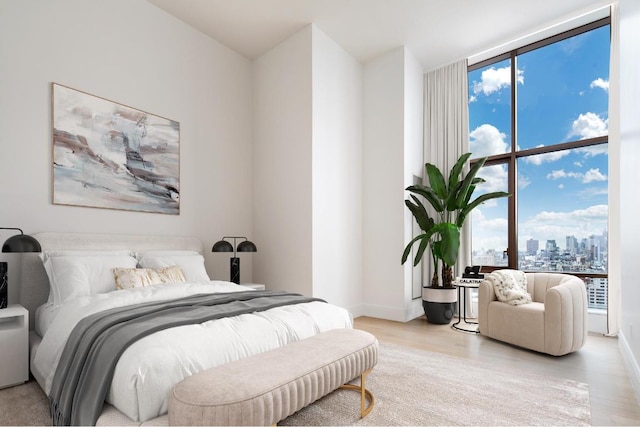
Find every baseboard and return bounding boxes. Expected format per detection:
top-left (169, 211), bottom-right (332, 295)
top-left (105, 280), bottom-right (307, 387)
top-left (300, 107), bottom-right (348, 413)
top-left (408, 298), bottom-right (424, 321)
top-left (618, 330), bottom-right (640, 405)
top-left (345, 302), bottom-right (364, 319)
top-left (359, 303), bottom-right (405, 322)
top-left (355, 300), bottom-right (425, 322)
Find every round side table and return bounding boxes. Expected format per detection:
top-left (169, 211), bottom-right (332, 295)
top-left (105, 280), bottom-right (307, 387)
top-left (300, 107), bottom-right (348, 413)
top-left (452, 282), bottom-right (480, 334)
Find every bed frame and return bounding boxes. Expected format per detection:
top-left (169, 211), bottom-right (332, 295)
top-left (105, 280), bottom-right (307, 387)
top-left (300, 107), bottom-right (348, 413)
top-left (19, 232), bottom-right (203, 331)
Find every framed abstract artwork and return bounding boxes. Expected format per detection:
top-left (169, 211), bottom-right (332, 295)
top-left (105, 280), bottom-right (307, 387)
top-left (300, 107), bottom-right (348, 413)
top-left (51, 83), bottom-right (180, 214)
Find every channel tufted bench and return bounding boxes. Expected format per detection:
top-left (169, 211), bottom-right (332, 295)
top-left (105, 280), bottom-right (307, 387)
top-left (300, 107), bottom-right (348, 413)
top-left (168, 328), bottom-right (378, 426)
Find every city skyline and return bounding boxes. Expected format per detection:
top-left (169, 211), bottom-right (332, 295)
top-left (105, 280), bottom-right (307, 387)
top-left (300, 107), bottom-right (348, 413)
top-left (473, 229), bottom-right (607, 273)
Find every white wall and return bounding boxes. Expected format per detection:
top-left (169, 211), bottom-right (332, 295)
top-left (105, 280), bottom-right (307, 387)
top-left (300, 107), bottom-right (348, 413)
top-left (362, 48), bottom-right (406, 320)
top-left (403, 49), bottom-right (425, 319)
top-left (252, 27), bottom-right (314, 295)
top-left (0, 0), bottom-right (254, 302)
top-left (311, 26), bottom-right (363, 312)
top-left (362, 47), bottom-right (423, 321)
top-left (618, 0), bottom-right (640, 400)
top-left (252, 25), bottom-right (365, 313)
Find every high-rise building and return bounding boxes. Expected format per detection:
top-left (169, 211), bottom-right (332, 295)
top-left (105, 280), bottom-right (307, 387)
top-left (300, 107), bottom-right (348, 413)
top-left (566, 235), bottom-right (578, 255)
top-left (586, 277), bottom-right (607, 309)
top-left (546, 240), bottom-right (559, 259)
top-left (526, 239), bottom-right (539, 256)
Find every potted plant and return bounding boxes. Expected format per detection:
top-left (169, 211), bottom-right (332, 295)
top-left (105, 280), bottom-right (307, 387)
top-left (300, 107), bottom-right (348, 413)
top-left (402, 152), bottom-right (510, 324)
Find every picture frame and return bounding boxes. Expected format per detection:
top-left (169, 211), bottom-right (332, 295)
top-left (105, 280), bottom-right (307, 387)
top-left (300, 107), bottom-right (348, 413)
top-left (51, 83), bottom-right (180, 215)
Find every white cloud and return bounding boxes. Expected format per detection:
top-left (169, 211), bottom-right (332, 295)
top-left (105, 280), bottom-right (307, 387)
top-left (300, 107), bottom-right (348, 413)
top-left (583, 168), bottom-right (607, 183)
top-left (469, 124), bottom-right (508, 158)
top-left (547, 169), bottom-right (575, 180)
top-left (576, 144), bottom-right (608, 158)
top-left (578, 187), bottom-right (608, 198)
top-left (569, 112), bottom-right (608, 140)
top-left (472, 66), bottom-right (524, 96)
top-left (483, 217), bottom-right (508, 230)
top-left (468, 166), bottom-right (509, 214)
top-left (471, 209), bottom-right (509, 253)
top-left (472, 209), bottom-right (508, 231)
top-left (524, 146), bottom-right (570, 165)
top-left (469, 95), bottom-right (477, 103)
top-left (547, 170), bottom-right (564, 179)
top-left (518, 205), bottom-right (608, 250)
top-left (475, 163), bottom-right (508, 194)
top-left (546, 168), bottom-right (607, 183)
top-left (574, 161), bottom-right (583, 167)
top-left (590, 78), bottom-right (609, 93)
top-left (518, 174), bottom-right (531, 190)
top-left (530, 205), bottom-right (608, 223)
top-left (480, 199), bottom-right (498, 208)
top-left (558, 184), bottom-right (564, 189)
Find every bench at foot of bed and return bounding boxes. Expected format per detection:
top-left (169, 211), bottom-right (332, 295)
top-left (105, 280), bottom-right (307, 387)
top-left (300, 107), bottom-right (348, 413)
top-left (168, 328), bottom-right (378, 426)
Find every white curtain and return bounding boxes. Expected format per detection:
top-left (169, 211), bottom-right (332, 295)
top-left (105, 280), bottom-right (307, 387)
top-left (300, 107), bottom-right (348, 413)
top-left (607, 2), bottom-right (620, 336)
top-left (423, 59), bottom-right (472, 313)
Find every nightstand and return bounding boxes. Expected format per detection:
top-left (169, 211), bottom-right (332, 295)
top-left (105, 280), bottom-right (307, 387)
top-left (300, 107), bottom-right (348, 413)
top-left (0, 304), bottom-right (28, 388)
top-left (242, 283), bottom-right (266, 291)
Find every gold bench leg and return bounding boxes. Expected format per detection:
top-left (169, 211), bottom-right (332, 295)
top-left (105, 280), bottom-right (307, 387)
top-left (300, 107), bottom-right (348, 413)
top-left (339, 368), bottom-right (375, 418)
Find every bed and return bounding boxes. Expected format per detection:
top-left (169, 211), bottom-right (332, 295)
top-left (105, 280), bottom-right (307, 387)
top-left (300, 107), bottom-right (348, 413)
top-left (20, 232), bottom-right (353, 425)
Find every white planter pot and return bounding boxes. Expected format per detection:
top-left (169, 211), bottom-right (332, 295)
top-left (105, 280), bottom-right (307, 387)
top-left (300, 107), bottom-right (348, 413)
top-left (422, 286), bottom-right (457, 303)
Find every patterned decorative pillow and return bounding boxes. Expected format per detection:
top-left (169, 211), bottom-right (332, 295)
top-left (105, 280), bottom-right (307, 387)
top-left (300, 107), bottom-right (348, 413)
top-left (113, 266), bottom-right (186, 290)
top-left (490, 269), bottom-right (532, 305)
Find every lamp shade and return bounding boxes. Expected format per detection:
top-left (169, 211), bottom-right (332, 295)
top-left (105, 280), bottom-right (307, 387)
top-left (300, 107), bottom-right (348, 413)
top-left (237, 240), bottom-right (257, 252)
top-left (212, 240), bottom-right (234, 252)
top-left (0, 228), bottom-right (40, 309)
top-left (2, 233), bottom-right (41, 253)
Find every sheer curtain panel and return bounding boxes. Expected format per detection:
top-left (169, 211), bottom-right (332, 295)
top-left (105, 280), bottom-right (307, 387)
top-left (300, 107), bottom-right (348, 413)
top-left (423, 59), bottom-right (472, 313)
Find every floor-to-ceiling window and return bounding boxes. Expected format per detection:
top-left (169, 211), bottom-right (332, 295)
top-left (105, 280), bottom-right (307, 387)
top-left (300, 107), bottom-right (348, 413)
top-left (468, 18), bottom-right (610, 310)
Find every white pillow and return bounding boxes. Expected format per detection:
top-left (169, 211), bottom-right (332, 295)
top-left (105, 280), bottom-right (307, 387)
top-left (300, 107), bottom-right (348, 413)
top-left (490, 269), bottom-right (532, 306)
top-left (135, 250), bottom-right (200, 258)
top-left (137, 254), bottom-right (210, 283)
top-left (40, 250), bottom-right (135, 303)
top-left (47, 255), bottom-right (138, 304)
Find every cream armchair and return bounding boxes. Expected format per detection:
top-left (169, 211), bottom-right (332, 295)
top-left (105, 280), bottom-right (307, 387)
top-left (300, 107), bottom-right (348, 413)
top-left (478, 271), bottom-right (588, 356)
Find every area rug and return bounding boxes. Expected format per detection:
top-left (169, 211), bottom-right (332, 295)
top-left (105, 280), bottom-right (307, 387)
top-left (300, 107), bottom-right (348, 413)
top-left (0, 342), bottom-right (590, 426)
top-left (0, 379), bottom-right (50, 426)
top-left (281, 341), bottom-right (591, 426)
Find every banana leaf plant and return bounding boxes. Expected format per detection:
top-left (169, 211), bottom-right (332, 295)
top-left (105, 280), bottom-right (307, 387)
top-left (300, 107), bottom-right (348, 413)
top-left (401, 152), bottom-right (510, 288)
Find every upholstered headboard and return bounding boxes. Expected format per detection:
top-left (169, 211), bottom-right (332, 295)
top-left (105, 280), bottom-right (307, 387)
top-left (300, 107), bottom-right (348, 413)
top-left (19, 232), bottom-right (203, 330)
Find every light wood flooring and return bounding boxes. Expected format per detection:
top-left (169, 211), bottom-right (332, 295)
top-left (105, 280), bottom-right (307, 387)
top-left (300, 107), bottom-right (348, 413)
top-left (354, 315), bottom-right (640, 426)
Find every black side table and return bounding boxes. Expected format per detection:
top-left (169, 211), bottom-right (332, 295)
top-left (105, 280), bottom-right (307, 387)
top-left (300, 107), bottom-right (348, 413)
top-left (452, 282), bottom-right (480, 334)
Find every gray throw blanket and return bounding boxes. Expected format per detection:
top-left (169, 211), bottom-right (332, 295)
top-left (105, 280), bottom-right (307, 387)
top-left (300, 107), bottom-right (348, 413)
top-left (48, 290), bottom-right (324, 426)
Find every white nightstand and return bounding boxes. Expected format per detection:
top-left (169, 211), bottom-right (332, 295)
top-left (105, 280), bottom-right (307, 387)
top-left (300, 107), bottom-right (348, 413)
top-left (242, 283), bottom-right (266, 291)
top-left (0, 304), bottom-right (28, 389)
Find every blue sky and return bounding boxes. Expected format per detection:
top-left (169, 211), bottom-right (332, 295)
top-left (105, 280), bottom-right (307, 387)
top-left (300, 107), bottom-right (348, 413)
top-left (467, 25), bottom-right (610, 255)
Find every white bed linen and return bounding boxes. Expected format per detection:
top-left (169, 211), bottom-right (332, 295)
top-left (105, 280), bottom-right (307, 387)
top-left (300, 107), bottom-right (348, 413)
top-left (35, 302), bottom-right (61, 337)
top-left (33, 281), bottom-right (353, 422)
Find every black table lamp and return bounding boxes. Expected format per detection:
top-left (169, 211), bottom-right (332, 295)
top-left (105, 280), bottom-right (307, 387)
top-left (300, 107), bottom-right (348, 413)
top-left (212, 236), bottom-right (257, 284)
top-left (1, 228), bottom-right (41, 309)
